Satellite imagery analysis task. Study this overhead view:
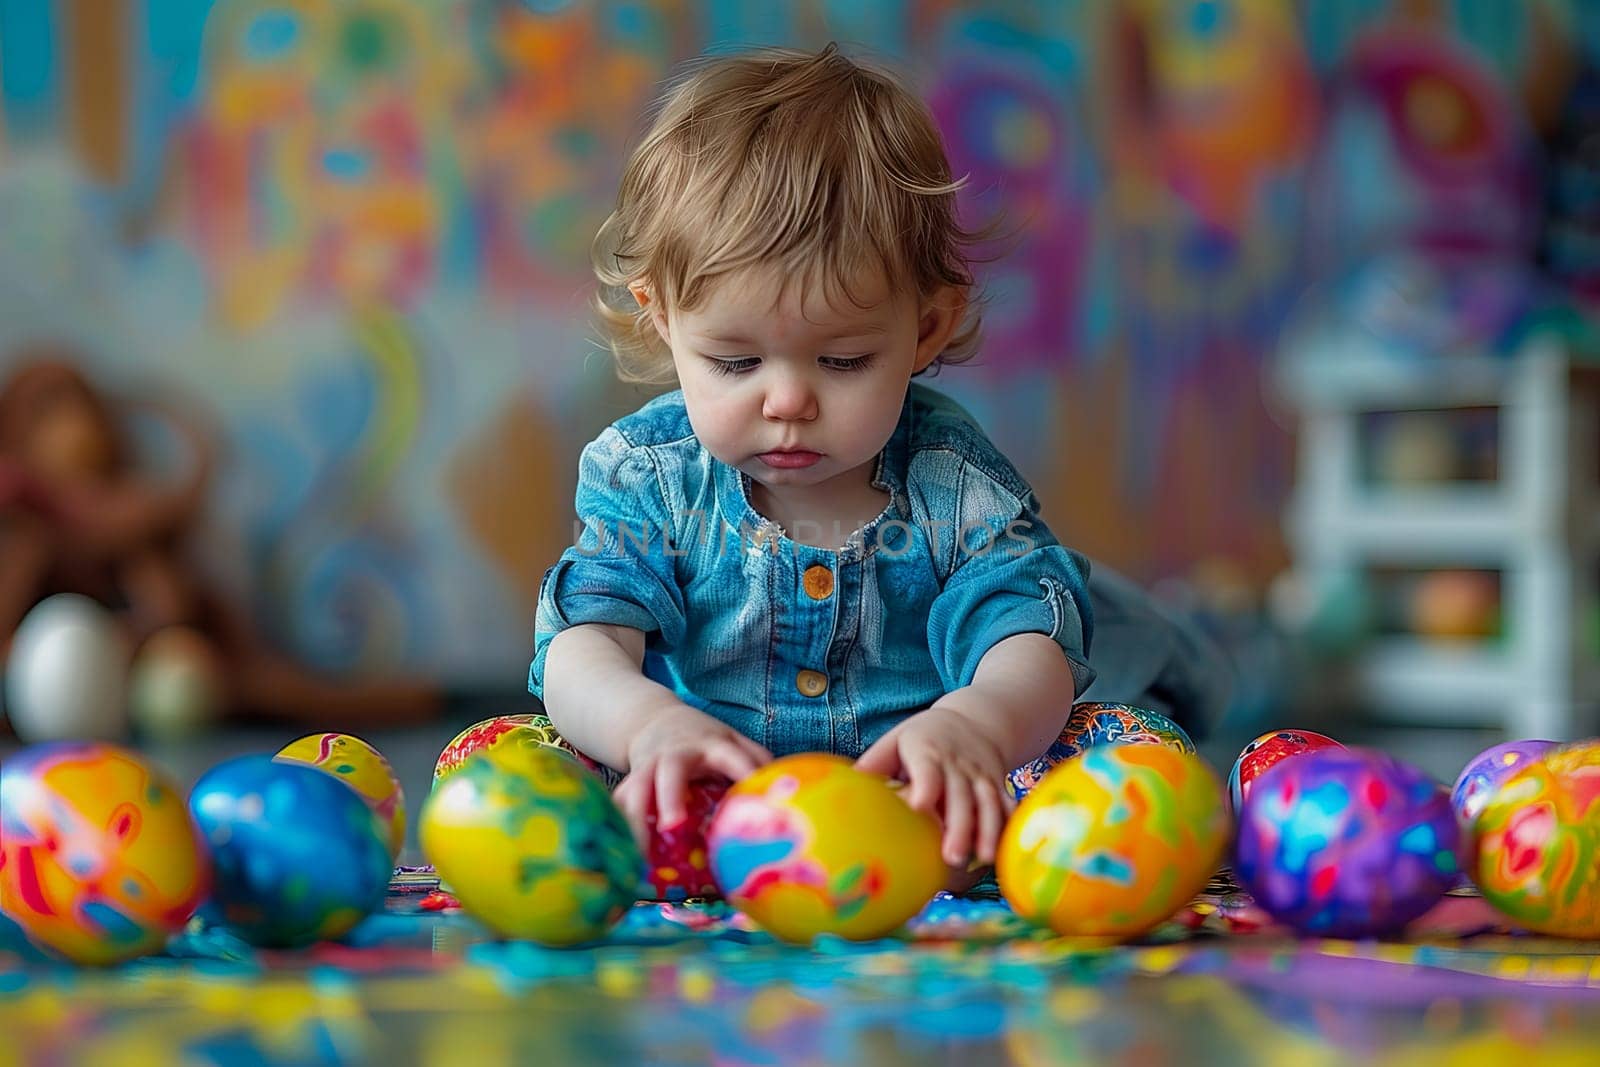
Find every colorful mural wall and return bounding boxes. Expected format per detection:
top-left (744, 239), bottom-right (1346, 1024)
top-left (0, 1), bottom-right (1586, 683)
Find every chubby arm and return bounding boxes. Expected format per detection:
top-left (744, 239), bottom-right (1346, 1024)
top-left (543, 622), bottom-right (683, 770)
top-left (544, 622), bottom-right (770, 837)
top-left (929, 632), bottom-right (1077, 770)
top-left (856, 632), bottom-right (1077, 867)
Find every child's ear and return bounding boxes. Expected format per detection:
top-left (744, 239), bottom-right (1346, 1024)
top-left (629, 281), bottom-right (672, 346)
top-left (913, 286), bottom-right (969, 372)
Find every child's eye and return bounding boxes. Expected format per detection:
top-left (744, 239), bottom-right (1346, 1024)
top-left (704, 356), bottom-right (760, 377)
top-left (819, 354), bottom-right (876, 373)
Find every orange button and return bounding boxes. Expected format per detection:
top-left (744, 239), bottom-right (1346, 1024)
top-left (803, 565), bottom-right (834, 600)
top-left (796, 669), bottom-right (828, 698)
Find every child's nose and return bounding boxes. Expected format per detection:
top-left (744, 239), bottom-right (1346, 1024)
top-left (762, 375), bottom-right (819, 422)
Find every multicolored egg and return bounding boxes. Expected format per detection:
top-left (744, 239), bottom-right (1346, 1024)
top-left (997, 746), bottom-right (1229, 939)
top-left (1472, 740), bottom-right (1600, 937)
top-left (433, 713), bottom-right (619, 788)
top-left (189, 755), bottom-right (392, 948)
top-left (1450, 738), bottom-right (1559, 826)
top-left (707, 754), bottom-right (946, 943)
top-left (1228, 729), bottom-right (1344, 812)
top-left (421, 743), bottom-right (641, 945)
top-left (275, 733), bottom-right (407, 861)
top-left (0, 742), bottom-right (210, 964)
top-left (643, 779), bottom-right (726, 901)
top-left (1007, 702), bottom-right (1196, 800)
top-left (1234, 747), bottom-right (1459, 938)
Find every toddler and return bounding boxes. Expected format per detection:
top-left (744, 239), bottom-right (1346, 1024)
top-left (531, 45), bottom-right (1230, 874)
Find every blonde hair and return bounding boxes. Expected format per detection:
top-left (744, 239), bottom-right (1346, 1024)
top-left (593, 43), bottom-right (983, 384)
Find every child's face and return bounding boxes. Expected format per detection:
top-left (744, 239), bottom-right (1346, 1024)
top-left (640, 265), bottom-right (966, 505)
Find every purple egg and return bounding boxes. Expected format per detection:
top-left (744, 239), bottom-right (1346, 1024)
top-left (1450, 739), bottom-right (1560, 825)
top-left (1234, 747), bottom-right (1460, 939)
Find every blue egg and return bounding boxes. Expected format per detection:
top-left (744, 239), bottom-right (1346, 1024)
top-left (188, 755), bottom-right (392, 948)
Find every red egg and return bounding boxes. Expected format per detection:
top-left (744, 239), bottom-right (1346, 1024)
top-left (1228, 729), bottom-right (1344, 812)
top-left (643, 779), bottom-right (727, 900)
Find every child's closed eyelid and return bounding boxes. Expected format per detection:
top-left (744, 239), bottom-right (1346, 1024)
top-left (702, 355), bottom-right (761, 377)
top-left (819, 353), bottom-right (877, 372)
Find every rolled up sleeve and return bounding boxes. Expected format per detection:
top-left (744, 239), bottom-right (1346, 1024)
top-left (926, 463), bottom-right (1094, 695)
top-left (528, 428), bottom-right (686, 699)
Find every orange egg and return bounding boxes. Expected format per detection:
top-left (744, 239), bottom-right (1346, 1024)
top-left (1, 743), bottom-right (210, 964)
top-left (998, 746), bottom-right (1229, 939)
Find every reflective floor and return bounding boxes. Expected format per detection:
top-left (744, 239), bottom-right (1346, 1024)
top-left (4, 880), bottom-right (1599, 1067)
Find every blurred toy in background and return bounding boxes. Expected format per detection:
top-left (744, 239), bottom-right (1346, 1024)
top-left (0, 349), bottom-right (440, 741)
top-left (1363, 407), bottom-right (1499, 486)
top-left (1404, 568), bottom-right (1501, 642)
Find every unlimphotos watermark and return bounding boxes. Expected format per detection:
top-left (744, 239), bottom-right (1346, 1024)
top-left (569, 511), bottom-right (1035, 560)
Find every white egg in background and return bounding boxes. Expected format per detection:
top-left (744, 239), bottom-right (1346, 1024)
top-left (5, 594), bottom-right (131, 742)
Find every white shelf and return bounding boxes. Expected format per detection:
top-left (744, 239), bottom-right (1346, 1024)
top-left (1283, 338), bottom-right (1600, 739)
top-left (1288, 487), bottom-right (1524, 560)
top-left (1277, 336), bottom-right (1519, 411)
top-left (1352, 639), bottom-right (1518, 723)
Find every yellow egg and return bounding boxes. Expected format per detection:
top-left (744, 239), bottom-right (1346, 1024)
top-left (998, 745), bottom-right (1230, 940)
top-left (706, 753), bottom-right (945, 943)
top-left (420, 743), bottom-right (641, 945)
top-left (274, 733), bottom-right (407, 861)
top-left (1473, 740), bottom-right (1600, 937)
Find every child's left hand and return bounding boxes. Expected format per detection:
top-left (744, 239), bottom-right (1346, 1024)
top-left (854, 704), bottom-right (1016, 867)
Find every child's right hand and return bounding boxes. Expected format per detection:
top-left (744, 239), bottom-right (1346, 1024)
top-left (612, 702), bottom-right (772, 848)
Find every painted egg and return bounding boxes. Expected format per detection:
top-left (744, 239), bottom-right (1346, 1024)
top-left (1228, 729), bottom-right (1344, 812)
top-left (1234, 747), bottom-right (1459, 938)
top-left (997, 746), bottom-right (1229, 939)
top-left (1473, 740), bottom-right (1600, 937)
top-left (1006, 702), bottom-right (1195, 800)
top-left (421, 742), bottom-right (641, 945)
top-left (433, 713), bottom-right (618, 788)
top-left (189, 755), bottom-right (392, 947)
top-left (643, 779), bottom-right (726, 901)
top-left (707, 754), bottom-right (945, 944)
top-left (275, 733), bottom-right (407, 861)
top-left (1450, 738), bottom-right (1560, 826)
top-left (0, 742), bottom-right (210, 964)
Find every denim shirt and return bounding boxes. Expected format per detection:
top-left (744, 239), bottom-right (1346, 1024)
top-left (529, 383), bottom-right (1095, 758)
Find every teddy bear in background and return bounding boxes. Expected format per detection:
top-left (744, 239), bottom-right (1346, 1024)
top-left (0, 348), bottom-right (440, 738)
